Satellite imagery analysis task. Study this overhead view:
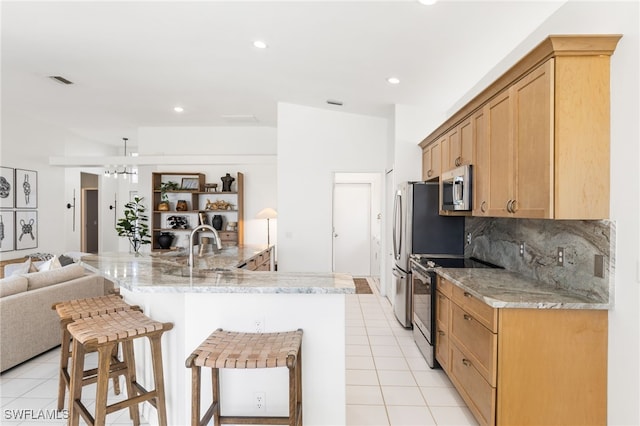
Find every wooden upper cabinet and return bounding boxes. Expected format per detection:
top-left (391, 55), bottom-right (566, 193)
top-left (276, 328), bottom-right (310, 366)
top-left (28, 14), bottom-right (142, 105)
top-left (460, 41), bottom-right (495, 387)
top-left (422, 140), bottom-right (441, 181)
top-left (442, 119), bottom-right (474, 173)
top-left (420, 35), bottom-right (620, 220)
top-left (480, 60), bottom-right (553, 218)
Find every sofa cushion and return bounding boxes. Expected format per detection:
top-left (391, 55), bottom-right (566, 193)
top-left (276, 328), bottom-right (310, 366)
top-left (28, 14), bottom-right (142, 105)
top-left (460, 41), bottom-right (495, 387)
top-left (0, 275), bottom-right (29, 297)
top-left (26, 264), bottom-right (86, 291)
top-left (58, 254), bottom-right (75, 267)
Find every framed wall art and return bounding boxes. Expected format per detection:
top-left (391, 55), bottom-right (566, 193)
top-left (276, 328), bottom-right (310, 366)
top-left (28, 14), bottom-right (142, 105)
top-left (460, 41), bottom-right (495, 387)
top-left (15, 169), bottom-right (37, 209)
top-left (181, 177), bottom-right (199, 190)
top-left (0, 167), bottom-right (14, 209)
top-left (15, 210), bottom-right (38, 250)
top-left (0, 211), bottom-right (15, 252)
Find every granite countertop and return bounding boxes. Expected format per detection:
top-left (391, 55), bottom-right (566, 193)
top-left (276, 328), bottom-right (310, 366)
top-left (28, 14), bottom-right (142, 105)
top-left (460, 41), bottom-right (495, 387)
top-left (434, 268), bottom-right (610, 310)
top-left (79, 247), bottom-right (355, 294)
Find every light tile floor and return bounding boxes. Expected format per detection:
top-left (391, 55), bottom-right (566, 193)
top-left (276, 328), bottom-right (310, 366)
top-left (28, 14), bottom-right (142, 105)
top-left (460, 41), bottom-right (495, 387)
top-left (346, 278), bottom-right (477, 426)
top-left (0, 279), bottom-right (477, 426)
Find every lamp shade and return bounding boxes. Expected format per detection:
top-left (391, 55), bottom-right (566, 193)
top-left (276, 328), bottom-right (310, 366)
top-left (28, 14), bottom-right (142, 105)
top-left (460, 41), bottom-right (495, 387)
top-left (256, 207), bottom-right (278, 219)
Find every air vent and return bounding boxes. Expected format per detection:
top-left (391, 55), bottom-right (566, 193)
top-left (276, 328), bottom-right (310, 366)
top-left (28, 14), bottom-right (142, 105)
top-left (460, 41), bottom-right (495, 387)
top-left (49, 76), bottom-right (74, 85)
top-left (327, 99), bottom-right (343, 106)
top-left (221, 114), bottom-right (258, 123)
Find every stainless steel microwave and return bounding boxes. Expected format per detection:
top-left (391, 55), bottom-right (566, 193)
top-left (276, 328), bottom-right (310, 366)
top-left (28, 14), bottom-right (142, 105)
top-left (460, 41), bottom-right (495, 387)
top-left (440, 165), bottom-right (472, 211)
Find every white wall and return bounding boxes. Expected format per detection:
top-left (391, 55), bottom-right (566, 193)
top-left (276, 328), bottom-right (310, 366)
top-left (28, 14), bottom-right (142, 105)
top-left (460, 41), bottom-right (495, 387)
top-left (0, 110), bottom-right (117, 259)
top-left (448, 3), bottom-right (639, 423)
top-left (277, 103), bottom-right (388, 272)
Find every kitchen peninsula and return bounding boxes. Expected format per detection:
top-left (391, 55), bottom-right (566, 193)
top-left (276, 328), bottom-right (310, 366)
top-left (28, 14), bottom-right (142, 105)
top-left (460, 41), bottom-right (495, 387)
top-left (80, 247), bottom-right (354, 425)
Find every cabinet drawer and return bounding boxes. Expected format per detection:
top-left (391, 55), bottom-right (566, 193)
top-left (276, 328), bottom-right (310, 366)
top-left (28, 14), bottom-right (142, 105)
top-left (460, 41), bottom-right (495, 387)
top-left (450, 343), bottom-right (495, 426)
top-left (450, 303), bottom-right (497, 386)
top-left (218, 231), bottom-right (237, 241)
top-left (451, 285), bottom-right (497, 332)
top-left (435, 319), bottom-right (450, 372)
top-left (437, 277), bottom-right (454, 298)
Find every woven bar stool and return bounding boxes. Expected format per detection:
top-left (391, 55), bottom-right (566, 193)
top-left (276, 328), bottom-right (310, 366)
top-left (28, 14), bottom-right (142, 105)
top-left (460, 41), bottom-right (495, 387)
top-left (185, 328), bottom-right (303, 426)
top-left (52, 293), bottom-right (137, 412)
top-left (66, 309), bottom-right (174, 426)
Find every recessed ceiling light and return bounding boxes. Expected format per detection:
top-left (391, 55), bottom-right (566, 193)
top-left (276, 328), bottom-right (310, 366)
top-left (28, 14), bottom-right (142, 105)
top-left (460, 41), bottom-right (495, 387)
top-left (418, 0), bottom-right (438, 5)
top-left (387, 77), bottom-right (400, 85)
top-left (174, 106), bottom-right (184, 113)
top-left (253, 40), bottom-right (268, 49)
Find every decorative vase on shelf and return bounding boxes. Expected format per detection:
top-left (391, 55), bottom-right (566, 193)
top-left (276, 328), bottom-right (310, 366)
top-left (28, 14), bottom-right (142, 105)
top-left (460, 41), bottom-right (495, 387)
top-left (157, 201), bottom-right (170, 211)
top-left (158, 232), bottom-right (174, 250)
top-left (212, 215), bottom-right (223, 231)
top-left (176, 200), bottom-right (188, 211)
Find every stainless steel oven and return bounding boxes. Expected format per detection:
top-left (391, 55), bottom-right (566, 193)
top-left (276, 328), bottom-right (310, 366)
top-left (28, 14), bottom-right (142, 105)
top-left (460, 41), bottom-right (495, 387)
top-left (410, 260), bottom-right (437, 368)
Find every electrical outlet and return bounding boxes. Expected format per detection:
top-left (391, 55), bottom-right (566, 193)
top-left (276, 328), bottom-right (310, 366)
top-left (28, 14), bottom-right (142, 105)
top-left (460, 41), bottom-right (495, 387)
top-left (557, 247), bottom-right (564, 266)
top-left (254, 318), bottom-right (264, 334)
top-left (254, 392), bottom-right (266, 411)
top-left (519, 242), bottom-right (525, 257)
top-left (466, 233), bottom-right (472, 245)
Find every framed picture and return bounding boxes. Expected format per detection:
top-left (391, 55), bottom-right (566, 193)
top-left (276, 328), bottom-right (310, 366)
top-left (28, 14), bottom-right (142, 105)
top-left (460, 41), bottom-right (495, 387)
top-left (0, 211), bottom-right (15, 252)
top-left (181, 178), bottom-right (199, 190)
top-left (15, 210), bottom-right (38, 250)
top-left (15, 169), bottom-right (37, 209)
top-left (0, 167), bottom-right (14, 209)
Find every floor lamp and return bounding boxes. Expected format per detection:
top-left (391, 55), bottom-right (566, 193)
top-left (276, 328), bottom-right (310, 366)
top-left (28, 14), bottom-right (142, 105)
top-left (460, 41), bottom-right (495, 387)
top-left (256, 207), bottom-right (277, 246)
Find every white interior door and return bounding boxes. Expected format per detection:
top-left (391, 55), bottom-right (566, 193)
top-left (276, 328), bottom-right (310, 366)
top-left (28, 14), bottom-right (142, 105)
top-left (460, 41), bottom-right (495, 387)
top-left (333, 183), bottom-right (371, 275)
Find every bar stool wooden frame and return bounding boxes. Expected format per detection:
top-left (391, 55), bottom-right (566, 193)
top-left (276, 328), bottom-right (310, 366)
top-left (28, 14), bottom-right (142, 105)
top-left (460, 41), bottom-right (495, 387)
top-left (52, 293), bottom-right (137, 412)
top-left (185, 328), bottom-right (303, 426)
top-left (66, 309), bottom-right (173, 426)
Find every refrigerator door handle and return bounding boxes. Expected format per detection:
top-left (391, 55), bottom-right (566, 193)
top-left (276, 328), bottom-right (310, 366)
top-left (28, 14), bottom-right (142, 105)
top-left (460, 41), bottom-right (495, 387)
top-left (393, 191), bottom-right (402, 261)
top-left (392, 267), bottom-right (405, 279)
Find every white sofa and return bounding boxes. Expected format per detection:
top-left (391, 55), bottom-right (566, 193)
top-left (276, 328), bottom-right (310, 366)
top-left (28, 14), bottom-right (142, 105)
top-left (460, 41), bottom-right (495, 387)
top-left (0, 264), bottom-right (113, 372)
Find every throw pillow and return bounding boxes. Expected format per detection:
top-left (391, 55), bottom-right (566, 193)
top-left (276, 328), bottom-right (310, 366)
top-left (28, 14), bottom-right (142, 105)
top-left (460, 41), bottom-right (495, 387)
top-left (37, 255), bottom-right (62, 272)
top-left (9, 258), bottom-right (31, 276)
top-left (58, 254), bottom-right (75, 267)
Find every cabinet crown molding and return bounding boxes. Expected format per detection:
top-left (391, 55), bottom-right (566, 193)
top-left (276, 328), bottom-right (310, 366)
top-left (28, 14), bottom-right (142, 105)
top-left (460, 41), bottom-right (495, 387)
top-left (419, 34), bottom-right (622, 148)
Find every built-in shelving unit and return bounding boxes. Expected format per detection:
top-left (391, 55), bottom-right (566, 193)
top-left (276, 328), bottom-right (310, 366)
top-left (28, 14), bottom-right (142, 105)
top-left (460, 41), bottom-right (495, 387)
top-left (151, 172), bottom-right (244, 251)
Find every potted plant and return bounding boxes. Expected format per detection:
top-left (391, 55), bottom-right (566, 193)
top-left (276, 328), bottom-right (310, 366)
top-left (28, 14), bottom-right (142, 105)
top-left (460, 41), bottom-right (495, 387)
top-left (116, 196), bottom-right (151, 254)
top-left (158, 181), bottom-right (179, 211)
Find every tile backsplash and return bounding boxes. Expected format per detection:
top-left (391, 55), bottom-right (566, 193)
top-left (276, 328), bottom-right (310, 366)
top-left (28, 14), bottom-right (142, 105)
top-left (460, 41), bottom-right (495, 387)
top-left (464, 217), bottom-right (615, 304)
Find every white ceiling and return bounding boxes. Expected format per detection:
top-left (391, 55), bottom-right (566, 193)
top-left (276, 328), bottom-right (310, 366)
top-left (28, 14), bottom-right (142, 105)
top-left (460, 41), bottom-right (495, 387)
top-left (1, 0), bottom-right (566, 147)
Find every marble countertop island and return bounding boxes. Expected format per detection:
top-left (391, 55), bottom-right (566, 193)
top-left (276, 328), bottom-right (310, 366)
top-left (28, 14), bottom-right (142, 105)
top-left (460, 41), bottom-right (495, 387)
top-left (79, 246), bottom-right (355, 294)
top-left (434, 268), bottom-right (610, 310)
top-left (78, 247), bottom-right (354, 425)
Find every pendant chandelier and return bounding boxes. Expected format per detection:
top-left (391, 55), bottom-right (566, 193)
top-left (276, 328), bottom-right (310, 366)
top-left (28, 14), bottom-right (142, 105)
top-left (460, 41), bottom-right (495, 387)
top-left (104, 137), bottom-right (138, 179)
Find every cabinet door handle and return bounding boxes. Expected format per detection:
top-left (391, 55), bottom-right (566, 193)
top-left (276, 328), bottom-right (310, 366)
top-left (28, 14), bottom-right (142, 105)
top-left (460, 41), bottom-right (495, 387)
top-left (463, 292), bottom-right (472, 298)
top-left (427, 169), bottom-right (433, 177)
top-left (462, 358), bottom-right (472, 367)
top-left (480, 201), bottom-right (487, 213)
top-left (511, 199), bottom-right (518, 213)
top-left (506, 199), bottom-right (514, 213)
top-left (463, 314), bottom-right (473, 321)
top-left (455, 157), bottom-right (462, 167)
top-left (438, 330), bottom-right (446, 336)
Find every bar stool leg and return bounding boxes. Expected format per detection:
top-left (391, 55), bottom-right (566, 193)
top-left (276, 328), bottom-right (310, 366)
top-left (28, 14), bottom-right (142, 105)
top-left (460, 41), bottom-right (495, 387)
top-left (297, 346), bottom-right (303, 426)
top-left (212, 368), bottom-right (221, 426)
top-left (94, 343), bottom-right (116, 426)
top-left (190, 364), bottom-right (201, 426)
top-left (121, 340), bottom-right (141, 425)
top-left (149, 334), bottom-right (169, 426)
top-left (57, 327), bottom-right (71, 411)
top-left (68, 338), bottom-right (86, 426)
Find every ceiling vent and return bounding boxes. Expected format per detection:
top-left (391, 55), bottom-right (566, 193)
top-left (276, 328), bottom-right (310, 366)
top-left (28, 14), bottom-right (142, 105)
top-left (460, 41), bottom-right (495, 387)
top-left (49, 76), bottom-right (74, 85)
top-left (221, 114), bottom-right (258, 123)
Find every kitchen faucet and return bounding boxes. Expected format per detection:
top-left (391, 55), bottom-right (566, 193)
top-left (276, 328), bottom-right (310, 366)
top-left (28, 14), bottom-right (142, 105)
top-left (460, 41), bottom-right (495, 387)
top-left (188, 224), bottom-right (223, 267)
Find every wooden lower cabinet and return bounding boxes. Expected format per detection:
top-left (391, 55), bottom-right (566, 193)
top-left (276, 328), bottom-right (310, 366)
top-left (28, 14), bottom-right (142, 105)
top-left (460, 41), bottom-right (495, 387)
top-left (239, 247), bottom-right (273, 271)
top-left (437, 277), bottom-right (607, 426)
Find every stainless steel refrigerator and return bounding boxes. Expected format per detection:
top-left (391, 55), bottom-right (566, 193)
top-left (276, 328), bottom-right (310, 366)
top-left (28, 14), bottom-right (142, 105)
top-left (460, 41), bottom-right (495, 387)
top-left (392, 181), bottom-right (465, 327)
